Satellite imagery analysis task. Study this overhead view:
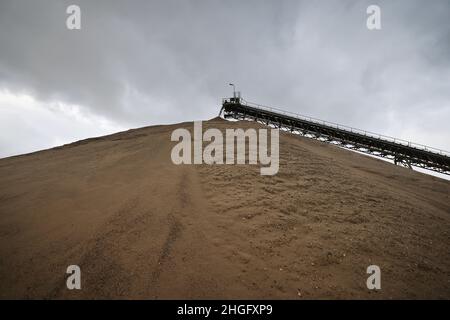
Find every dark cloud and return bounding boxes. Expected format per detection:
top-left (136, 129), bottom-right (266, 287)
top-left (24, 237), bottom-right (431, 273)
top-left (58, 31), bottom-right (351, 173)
top-left (0, 0), bottom-right (449, 154)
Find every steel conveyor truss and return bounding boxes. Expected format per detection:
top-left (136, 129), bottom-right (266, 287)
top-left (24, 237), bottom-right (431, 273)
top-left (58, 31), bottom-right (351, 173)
top-left (220, 97), bottom-right (450, 175)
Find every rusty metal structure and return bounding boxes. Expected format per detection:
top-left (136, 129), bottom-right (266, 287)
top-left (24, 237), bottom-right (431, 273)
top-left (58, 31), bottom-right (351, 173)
top-left (220, 96), bottom-right (450, 175)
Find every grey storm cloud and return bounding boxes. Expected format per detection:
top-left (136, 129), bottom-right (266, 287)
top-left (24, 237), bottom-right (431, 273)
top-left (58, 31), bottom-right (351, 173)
top-left (0, 0), bottom-right (450, 154)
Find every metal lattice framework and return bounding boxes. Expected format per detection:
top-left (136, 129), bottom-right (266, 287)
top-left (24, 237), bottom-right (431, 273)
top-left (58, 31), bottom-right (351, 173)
top-left (220, 97), bottom-right (450, 175)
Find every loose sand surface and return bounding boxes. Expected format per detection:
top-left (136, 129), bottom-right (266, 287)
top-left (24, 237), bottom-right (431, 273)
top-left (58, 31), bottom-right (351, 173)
top-left (0, 118), bottom-right (449, 299)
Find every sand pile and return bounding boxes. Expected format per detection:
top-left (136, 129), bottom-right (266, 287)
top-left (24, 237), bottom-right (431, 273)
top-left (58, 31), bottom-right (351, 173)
top-left (0, 117), bottom-right (449, 299)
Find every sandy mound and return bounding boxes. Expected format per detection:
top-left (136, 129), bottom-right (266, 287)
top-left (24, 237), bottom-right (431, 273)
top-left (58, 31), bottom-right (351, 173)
top-left (0, 118), bottom-right (449, 299)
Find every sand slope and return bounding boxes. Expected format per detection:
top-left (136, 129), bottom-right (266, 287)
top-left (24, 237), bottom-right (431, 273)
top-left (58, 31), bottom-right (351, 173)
top-left (0, 118), bottom-right (449, 299)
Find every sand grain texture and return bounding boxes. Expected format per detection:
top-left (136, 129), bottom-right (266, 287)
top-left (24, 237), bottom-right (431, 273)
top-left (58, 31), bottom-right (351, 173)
top-left (0, 118), bottom-right (449, 299)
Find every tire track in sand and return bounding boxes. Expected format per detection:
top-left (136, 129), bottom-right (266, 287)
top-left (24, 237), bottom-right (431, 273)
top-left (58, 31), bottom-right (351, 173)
top-left (149, 212), bottom-right (181, 294)
top-left (148, 167), bottom-right (190, 298)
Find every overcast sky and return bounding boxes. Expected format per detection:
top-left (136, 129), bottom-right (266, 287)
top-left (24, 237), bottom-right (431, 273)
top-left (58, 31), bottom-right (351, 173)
top-left (0, 0), bottom-right (449, 159)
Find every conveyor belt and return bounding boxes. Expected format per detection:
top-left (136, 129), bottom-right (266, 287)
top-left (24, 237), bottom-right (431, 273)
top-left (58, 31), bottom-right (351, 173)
top-left (220, 97), bottom-right (450, 175)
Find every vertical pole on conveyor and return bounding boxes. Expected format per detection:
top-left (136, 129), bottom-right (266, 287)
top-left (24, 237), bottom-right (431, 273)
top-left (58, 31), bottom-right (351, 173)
top-left (229, 83), bottom-right (236, 98)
